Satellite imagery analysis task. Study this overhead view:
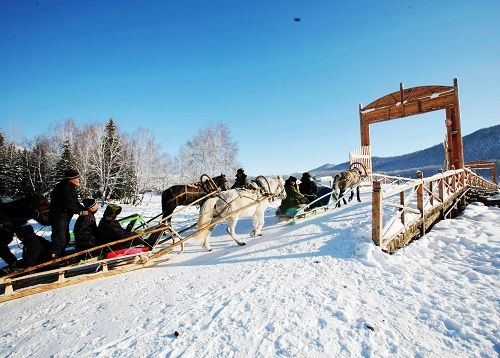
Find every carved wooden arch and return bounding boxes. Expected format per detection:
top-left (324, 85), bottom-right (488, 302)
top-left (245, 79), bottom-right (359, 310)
top-left (359, 78), bottom-right (464, 169)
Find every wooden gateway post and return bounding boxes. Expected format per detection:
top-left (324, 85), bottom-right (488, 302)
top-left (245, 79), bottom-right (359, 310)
top-left (359, 78), bottom-right (464, 170)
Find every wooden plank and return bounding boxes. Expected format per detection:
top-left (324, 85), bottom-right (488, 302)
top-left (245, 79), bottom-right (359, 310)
top-left (0, 261), bottom-right (151, 303)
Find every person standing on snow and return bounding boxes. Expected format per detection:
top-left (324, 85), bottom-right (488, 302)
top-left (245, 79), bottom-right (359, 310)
top-left (49, 168), bottom-right (85, 258)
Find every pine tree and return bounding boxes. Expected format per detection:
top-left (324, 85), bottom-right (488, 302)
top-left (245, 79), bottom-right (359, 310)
top-left (53, 139), bottom-right (76, 185)
top-left (0, 133), bottom-right (10, 198)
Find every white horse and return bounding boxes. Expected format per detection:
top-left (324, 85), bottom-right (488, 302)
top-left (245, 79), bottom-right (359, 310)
top-left (196, 176), bottom-right (285, 251)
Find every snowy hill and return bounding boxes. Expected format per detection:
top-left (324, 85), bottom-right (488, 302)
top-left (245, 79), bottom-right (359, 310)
top-left (1, 192), bottom-right (499, 356)
top-left (311, 124), bottom-right (500, 178)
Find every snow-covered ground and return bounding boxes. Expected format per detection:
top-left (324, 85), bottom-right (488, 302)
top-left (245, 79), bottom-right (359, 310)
top-left (1, 191), bottom-right (499, 357)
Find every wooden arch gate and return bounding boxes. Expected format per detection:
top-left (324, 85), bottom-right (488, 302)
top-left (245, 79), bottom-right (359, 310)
top-left (359, 78), bottom-right (464, 169)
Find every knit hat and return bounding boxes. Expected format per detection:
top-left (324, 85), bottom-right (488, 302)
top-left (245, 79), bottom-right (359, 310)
top-left (64, 168), bottom-right (80, 180)
top-left (82, 198), bottom-right (98, 211)
top-left (302, 172), bottom-right (311, 179)
top-left (287, 176), bottom-right (297, 183)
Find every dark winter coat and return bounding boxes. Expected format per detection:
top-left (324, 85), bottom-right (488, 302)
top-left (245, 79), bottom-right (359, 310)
top-left (21, 234), bottom-right (52, 267)
top-left (74, 213), bottom-right (98, 250)
top-left (280, 182), bottom-right (309, 211)
top-left (49, 179), bottom-right (84, 219)
top-left (299, 177), bottom-right (318, 197)
top-left (97, 204), bottom-right (132, 246)
top-left (231, 174), bottom-right (250, 189)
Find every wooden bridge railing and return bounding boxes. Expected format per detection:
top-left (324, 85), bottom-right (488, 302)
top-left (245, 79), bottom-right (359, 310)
top-left (372, 168), bottom-right (498, 253)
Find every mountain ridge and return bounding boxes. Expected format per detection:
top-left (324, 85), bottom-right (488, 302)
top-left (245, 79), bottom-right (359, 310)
top-left (309, 124), bottom-right (500, 178)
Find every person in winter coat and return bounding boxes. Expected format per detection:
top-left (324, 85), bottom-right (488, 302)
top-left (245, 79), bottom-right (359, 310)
top-left (97, 204), bottom-right (134, 247)
top-left (49, 169), bottom-right (86, 258)
top-left (74, 198), bottom-right (100, 251)
top-left (15, 225), bottom-right (51, 268)
top-left (299, 172), bottom-right (319, 205)
top-left (231, 168), bottom-right (250, 189)
top-left (277, 176), bottom-right (309, 213)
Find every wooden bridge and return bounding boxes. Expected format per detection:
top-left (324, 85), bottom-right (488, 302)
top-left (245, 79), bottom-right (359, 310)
top-left (371, 169), bottom-right (497, 253)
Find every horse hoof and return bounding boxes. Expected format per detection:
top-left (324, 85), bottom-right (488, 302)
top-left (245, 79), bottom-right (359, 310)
top-left (238, 242), bottom-right (246, 246)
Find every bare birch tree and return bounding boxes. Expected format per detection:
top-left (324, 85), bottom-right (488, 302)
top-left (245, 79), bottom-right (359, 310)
top-left (175, 122), bottom-right (238, 182)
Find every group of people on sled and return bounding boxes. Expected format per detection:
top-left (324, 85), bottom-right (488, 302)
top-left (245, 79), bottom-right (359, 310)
top-left (1, 169), bottom-right (142, 274)
top-left (2, 167), bottom-right (323, 273)
top-left (230, 168), bottom-right (325, 217)
top-left (275, 172), bottom-right (322, 216)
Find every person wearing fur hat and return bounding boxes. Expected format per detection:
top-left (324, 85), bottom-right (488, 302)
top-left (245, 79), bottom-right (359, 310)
top-left (49, 168), bottom-right (86, 258)
top-left (277, 176), bottom-right (309, 214)
top-left (15, 225), bottom-right (51, 268)
top-left (231, 168), bottom-right (250, 189)
top-left (74, 198), bottom-right (100, 251)
top-left (97, 203), bottom-right (135, 249)
top-left (299, 172), bottom-right (318, 203)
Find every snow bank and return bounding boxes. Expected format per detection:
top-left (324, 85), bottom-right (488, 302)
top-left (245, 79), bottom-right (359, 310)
top-left (1, 195), bottom-right (498, 357)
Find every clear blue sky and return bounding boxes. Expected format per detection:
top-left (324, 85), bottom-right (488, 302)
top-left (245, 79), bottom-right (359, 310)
top-left (1, 0), bottom-right (499, 175)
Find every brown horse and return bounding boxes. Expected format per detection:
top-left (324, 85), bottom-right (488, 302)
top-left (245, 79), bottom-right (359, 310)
top-left (161, 174), bottom-right (229, 223)
top-left (332, 168), bottom-right (364, 207)
top-left (0, 193), bottom-right (50, 267)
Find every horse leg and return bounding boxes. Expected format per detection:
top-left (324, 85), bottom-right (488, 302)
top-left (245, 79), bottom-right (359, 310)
top-left (356, 186), bottom-right (361, 202)
top-left (251, 207), bottom-right (265, 237)
top-left (226, 217), bottom-right (246, 246)
top-left (348, 189), bottom-right (354, 202)
top-left (197, 197), bottom-right (218, 251)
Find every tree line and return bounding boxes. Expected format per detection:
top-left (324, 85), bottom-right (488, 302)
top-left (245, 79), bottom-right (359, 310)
top-left (0, 119), bottom-right (239, 203)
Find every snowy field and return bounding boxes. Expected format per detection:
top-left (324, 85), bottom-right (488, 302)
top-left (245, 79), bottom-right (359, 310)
top-left (1, 191), bottom-right (499, 357)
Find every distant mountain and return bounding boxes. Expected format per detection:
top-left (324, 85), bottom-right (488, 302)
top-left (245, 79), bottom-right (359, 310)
top-left (310, 124), bottom-right (500, 178)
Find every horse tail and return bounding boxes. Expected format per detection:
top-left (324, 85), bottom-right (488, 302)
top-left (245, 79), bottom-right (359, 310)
top-left (197, 197), bottom-right (218, 243)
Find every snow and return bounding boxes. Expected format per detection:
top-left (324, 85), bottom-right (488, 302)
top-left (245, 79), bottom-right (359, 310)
top-left (1, 191), bottom-right (499, 357)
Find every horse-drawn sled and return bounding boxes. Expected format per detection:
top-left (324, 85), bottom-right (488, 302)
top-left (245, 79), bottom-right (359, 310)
top-left (276, 163), bottom-right (368, 224)
top-left (0, 174), bottom-right (285, 302)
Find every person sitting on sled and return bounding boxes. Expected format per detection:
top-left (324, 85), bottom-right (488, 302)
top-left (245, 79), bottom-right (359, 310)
top-left (15, 225), bottom-right (52, 268)
top-left (74, 198), bottom-right (100, 251)
top-left (276, 176), bottom-right (309, 215)
top-left (97, 204), bottom-right (159, 253)
top-left (299, 172), bottom-right (318, 203)
top-left (231, 168), bottom-right (250, 189)
top-left (97, 204), bottom-right (136, 249)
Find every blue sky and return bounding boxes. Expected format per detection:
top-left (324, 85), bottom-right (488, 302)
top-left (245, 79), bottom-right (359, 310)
top-left (1, 0), bottom-right (499, 175)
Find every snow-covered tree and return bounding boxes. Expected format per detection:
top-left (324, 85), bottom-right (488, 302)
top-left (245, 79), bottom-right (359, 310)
top-left (175, 123), bottom-right (238, 183)
top-left (88, 119), bottom-right (129, 201)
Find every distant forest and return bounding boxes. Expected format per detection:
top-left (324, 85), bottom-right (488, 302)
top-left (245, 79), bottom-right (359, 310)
top-left (0, 119), bottom-right (239, 203)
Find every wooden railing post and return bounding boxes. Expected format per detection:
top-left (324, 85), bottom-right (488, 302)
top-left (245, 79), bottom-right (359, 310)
top-left (460, 170), bottom-right (466, 206)
top-left (417, 171), bottom-right (425, 235)
top-left (429, 181), bottom-right (434, 206)
top-left (372, 181), bottom-right (382, 247)
top-left (399, 190), bottom-right (405, 225)
top-left (439, 170), bottom-right (445, 219)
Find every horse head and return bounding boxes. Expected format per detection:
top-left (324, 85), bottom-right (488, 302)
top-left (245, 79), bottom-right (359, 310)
top-left (215, 173), bottom-right (230, 191)
top-left (31, 193), bottom-right (50, 226)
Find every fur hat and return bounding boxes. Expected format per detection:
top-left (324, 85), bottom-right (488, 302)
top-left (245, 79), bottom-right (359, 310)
top-left (64, 168), bottom-right (80, 180)
top-left (15, 225), bottom-right (34, 239)
top-left (302, 172), bottom-right (311, 179)
top-left (82, 198), bottom-right (98, 211)
top-left (287, 176), bottom-right (297, 183)
top-left (237, 168), bottom-right (245, 174)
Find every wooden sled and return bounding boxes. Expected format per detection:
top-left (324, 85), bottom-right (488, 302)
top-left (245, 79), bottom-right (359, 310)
top-left (0, 192), bottom-right (278, 302)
